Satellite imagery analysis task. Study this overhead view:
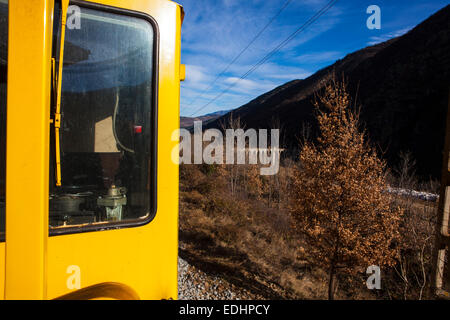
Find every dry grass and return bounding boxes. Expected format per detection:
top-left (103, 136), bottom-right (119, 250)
top-left (179, 162), bottom-right (386, 299)
top-left (179, 161), bottom-right (438, 300)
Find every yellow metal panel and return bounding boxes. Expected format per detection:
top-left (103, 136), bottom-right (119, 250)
top-left (5, 0), bottom-right (53, 299)
top-left (46, 0), bottom-right (182, 300)
top-left (2, 0), bottom-right (182, 300)
top-left (53, 0), bottom-right (69, 187)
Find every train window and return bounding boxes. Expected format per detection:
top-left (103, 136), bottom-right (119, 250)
top-left (49, 4), bottom-right (156, 232)
top-left (0, 0), bottom-right (7, 241)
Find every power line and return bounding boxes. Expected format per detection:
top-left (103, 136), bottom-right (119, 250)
top-left (186, 0), bottom-right (293, 111)
top-left (189, 0), bottom-right (338, 117)
top-left (191, 0), bottom-right (338, 116)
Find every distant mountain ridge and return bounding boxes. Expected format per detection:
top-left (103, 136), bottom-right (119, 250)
top-left (206, 5), bottom-right (450, 179)
top-left (180, 110), bottom-right (229, 128)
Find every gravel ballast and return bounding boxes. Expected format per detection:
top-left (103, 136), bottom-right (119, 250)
top-left (178, 257), bottom-right (259, 300)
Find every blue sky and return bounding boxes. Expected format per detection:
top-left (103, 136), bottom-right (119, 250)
top-left (177, 0), bottom-right (449, 117)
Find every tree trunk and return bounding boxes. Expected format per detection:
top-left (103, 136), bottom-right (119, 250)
top-left (328, 264), bottom-right (336, 300)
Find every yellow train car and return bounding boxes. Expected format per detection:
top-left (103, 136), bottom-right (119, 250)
top-left (0, 0), bottom-right (184, 299)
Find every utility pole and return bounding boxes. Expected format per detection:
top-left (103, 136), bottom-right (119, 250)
top-left (432, 88), bottom-right (450, 298)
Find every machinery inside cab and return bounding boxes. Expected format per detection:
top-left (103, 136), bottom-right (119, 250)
top-left (1, 0), bottom-right (183, 300)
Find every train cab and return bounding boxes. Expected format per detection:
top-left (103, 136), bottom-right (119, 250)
top-left (0, 0), bottom-right (183, 299)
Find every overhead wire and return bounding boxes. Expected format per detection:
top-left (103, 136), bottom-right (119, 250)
top-left (186, 0), bottom-right (294, 111)
top-left (188, 0), bottom-right (338, 117)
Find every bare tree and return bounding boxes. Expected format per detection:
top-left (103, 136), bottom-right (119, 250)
top-left (395, 151), bottom-right (418, 191)
top-left (220, 113), bottom-right (244, 196)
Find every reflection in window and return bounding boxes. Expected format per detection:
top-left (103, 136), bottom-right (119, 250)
top-left (0, 0), bottom-right (7, 240)
top-left (49, 6), bottom-right (154, 229)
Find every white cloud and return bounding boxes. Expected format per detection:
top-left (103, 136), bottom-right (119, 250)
top-left (367, 27), bottom-right (412, 46)
top-left (185, 65), bottom-right (209, 85)
top-left (178, 0), bottom-right (343, 116)
top-left (296, 51), bottom-right (343, 64)
top-left (224, 77), bottom-right (277, 93)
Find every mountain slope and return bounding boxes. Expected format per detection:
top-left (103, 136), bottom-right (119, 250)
top-left (206, 5), bottom-right (450, 179)
top-left (181, 110), bottom-right (229, 128)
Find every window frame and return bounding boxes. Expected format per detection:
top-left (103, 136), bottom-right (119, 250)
top-left (0, 0), bottom-right (7, 243)
top-left (49, 0), bottom-right (159, 237)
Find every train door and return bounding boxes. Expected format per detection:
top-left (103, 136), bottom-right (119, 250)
top-left (0, 0), bottom-right (7, 300)
top-left (45, 0), bottom-right (182, 300)
top-left (4, 0), bottom-right (182, 299)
